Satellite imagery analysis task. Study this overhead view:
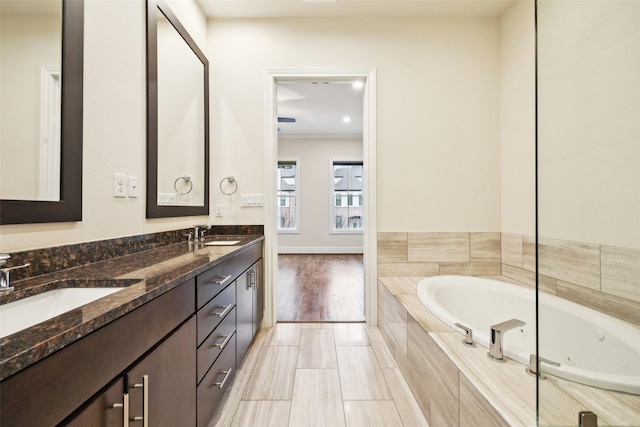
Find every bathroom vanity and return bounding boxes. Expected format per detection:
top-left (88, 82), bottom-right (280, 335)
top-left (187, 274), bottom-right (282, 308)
top-left (0, 233), bottom-right (264, 427)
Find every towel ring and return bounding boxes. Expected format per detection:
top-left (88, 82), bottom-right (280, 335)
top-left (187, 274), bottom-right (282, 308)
top-left (219, 176), bottom-right (238, 195)
top-left (174, 175), bottom-right (193, 195)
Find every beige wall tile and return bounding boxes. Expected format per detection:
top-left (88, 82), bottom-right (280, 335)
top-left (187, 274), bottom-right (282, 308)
top-left (290, 369), bottom-right (345, 427)
top-left (408, 232), bottom-right (470, 263)
top-left (229, 401), bottom-right (291, 427)
top-left (243, 346), bottom-right (298, 400)
top-left (378, 276), bottom-right (421, 296)
top-left (365, 326), bottom-right (396, 368)
top-left (337, 346), bottom-right (391, 400)
top-left (395, 343), bottom-right (431, 423)
top-left (377, 232), bottom-right (408, 263)
top-left (459, 374), bottom-right (509, 427)
top-left (470, 232), bottom-right (501, 262)
top-left (377, 262), bottom-right (439, 277)
top-left (297, 328), bottom-right (338, 369)
top-left (601, 245), bottom-right (640, 303)
top-left (501, 233), bottom-right (523, 267)
top-left (501, 263), bottom-right (536, 288)
top-left (343, 401), bottom-right (402, 427)
top-left (556, 280), bottom-right (640, 327)
top-left (382, 368), bottom-right (430, 427)
top-left (382, 286), bottom-right (408, 356)
top-left (538, 237), bottom-right (601, 290)
top-left (407, 318), bottom-right (459, 426)
top-left (439, 262), bottom-right (501, 276)
top-left (522, 235), bottom-right (536, 272)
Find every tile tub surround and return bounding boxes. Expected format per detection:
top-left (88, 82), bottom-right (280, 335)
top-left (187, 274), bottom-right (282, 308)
top-left (0, 233), bottom-right (264, 380)
top-left (377, 232), bottom-right (640, 326)
top-left (378, 277), bottom-right (640, 427)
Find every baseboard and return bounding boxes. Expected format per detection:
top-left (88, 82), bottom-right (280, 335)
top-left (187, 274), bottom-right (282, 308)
top-left (278, 247), bottom-right (363, 254)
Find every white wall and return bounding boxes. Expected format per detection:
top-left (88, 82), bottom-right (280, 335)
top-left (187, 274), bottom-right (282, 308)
top-left (538, 0), bottom-right (640, 248)
top-left (207, 17), bottom-right (501, 233)
top-left (0, 0), bottom-right (209, 252)
top-left (278, 136), bottom-right (363, 252)
top-left (499, 0), bottom-right (536, 236)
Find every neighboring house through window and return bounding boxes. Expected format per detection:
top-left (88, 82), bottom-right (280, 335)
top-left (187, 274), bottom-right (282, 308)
top-left (277, 161), bottom-right (298, 231)
top-left (332, 161), bottom-right (363, 231)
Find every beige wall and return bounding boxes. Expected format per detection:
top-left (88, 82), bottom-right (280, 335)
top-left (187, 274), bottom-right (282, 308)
top-left (538, 0), bottom-right (640, 248)
top-left (0, 0), bottom-right (209, 252)
top-left (499, 0), bottom-right (535, 236)
top-left (278, 136), bottom-right (363, 252)
top-left (207, 17), bottom-right (501, 232)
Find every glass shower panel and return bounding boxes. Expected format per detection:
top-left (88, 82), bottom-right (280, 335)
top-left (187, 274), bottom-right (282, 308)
top-left (537, 0), bottom-right (640, 425)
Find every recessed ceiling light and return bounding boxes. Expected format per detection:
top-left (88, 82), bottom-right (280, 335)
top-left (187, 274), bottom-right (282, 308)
top-left (352, 81), bottom-right (364, 89)
top-left (343, 116), bottom-right (351, 123)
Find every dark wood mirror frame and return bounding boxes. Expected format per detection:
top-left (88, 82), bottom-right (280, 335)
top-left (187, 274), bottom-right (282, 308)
top-left (0, 0), bottom-right (83, 225)
top-left (146, 0), bottom-right (210, 218)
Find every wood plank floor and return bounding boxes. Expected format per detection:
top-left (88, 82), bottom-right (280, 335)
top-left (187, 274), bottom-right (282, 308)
top-left (277, 254), bottom-right (364, 322)
top-left (212, 323), bottom-right (429, 427)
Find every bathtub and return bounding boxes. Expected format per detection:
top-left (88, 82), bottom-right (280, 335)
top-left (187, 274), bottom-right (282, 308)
top-left (416, 275), bottom-right (640, 395)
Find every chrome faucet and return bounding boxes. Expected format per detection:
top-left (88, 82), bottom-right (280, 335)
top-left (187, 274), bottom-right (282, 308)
top-left (487, 318), bottom-right (525, 362)
top-left (0, 254), bottom-right (30, 293)
top-left (193, 225), bottom-right (211, 243)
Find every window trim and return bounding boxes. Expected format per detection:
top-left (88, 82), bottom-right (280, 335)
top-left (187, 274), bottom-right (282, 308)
top-left (329, 158), bottom-right (364, 235)
top-left (277, 158), bottom-right (300, 233)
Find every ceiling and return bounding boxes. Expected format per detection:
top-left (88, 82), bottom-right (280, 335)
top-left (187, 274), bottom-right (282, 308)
top-left (276, 80), bottom-right (364, 137)
top-left (197, 0), bottom-right (514, 20)
top-left (196, 0), bottom-right (514, 137)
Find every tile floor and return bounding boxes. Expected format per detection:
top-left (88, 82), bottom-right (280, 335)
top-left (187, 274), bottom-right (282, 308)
top-left (213, 322), bottom-right (429, 427)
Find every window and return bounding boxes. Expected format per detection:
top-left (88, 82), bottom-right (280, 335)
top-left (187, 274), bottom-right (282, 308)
top-left (332, 161), bottom-right (363, 231)
top-left (277, 161), bottom-right (298, 231)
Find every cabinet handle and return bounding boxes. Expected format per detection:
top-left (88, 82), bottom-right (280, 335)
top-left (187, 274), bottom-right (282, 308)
top-left (215, 368), bottom-right (233, 389)
top-left (214, 333), bottom-right (233, 350)
top-left (112, 392), bottom-right (130, 427)
top-left (212, 275), bottom-right (232, 286)
top-left (248, 269), bottom-right (256, 288)
top-left (131, 375), bottom-right (149, 427)
top-left (213, 304), bottom-right (233, 317)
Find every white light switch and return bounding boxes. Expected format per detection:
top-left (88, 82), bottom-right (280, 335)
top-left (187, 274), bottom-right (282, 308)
top-left (240, 194), bottom-right (263, 207)
top-left (128, 176), bottom-right (138, 198)
top-left (113, 173), bottom-right (127, 198)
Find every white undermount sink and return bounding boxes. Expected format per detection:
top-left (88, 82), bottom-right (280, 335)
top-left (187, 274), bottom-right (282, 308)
top-left (204, 240), bottom-right (241, 246)
top-left (0, 287), bottom-right (124, 339)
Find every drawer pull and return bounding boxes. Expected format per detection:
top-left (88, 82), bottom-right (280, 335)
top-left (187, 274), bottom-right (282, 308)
top-left (213, 304), bottom-right (233, 317)
top-left (214, 333), bottom-right (233, 350)
top-left (212, 275), bottom-right (232, 286)
top-left (131, 375), bottom-right (149, 427)
top-left (215, 368), bottom-right (233, 389)
top-left (112, 393), bottom-right (130, 427)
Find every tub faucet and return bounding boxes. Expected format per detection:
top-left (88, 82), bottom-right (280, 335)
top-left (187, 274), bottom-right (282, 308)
top-left (487, 318), bottom-right (525, 362)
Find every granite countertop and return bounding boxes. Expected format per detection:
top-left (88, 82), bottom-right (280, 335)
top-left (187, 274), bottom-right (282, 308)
top-left (0, 235), bottom-right (264, 380)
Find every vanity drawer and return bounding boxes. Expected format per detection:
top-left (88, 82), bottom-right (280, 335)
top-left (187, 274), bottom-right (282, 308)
top-left (197, 306), bottom-right (236, 384)
top-left (197, 283), bottom-right (235, 345)
top-left (196, 242), bottom-right (263, 309)
top-left (197, 333), bottom-right (236, 427)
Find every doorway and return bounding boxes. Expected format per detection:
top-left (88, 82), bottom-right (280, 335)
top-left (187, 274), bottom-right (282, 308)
top-left (263, 69), bottom-right (377, 327)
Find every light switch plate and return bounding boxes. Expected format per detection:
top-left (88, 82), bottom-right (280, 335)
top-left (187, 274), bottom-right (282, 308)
top-left (128, 176), bottom-right (138, 198)
top-left (240, 193), bottom-right (263, 207)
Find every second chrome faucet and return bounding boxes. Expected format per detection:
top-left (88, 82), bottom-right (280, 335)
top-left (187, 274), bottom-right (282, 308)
top-left (487, 318), bottom-right (525, 362)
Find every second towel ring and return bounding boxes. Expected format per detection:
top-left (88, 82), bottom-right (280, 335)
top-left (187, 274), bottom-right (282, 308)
top-left (219, 176), bottom-right (238, 195)
top-left (174, 175), bottom-right (193, 195)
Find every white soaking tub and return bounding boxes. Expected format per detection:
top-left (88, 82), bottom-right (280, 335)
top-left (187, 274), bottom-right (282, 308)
top-left (416, 275), bottom-right (640, 394)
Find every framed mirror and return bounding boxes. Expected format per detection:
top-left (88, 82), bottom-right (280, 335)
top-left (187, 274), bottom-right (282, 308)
top-left (0, 0), bottom-right (83, 224)
top-left (146, 0), bottom-right (209, 218)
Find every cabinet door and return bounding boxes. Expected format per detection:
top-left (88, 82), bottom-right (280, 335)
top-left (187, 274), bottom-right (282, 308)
top-left (126, 317), bottom-right (196, 427)
top-left (235, 268), bottom-right (253, 367)
top-left (252, 259), bottom-right (264, 335)
top-left (64, 378), bottom-right (126, 426)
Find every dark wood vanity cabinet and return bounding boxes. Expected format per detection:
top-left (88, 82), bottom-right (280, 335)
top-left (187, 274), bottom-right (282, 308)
top-left (66, 317), bottom-right (196, 427)
top-left (236, 258), bottom-right (264, 366)
top-left (0, 240), bottom-right (264, 427)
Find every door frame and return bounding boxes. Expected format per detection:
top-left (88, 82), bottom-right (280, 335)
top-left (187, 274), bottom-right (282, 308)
top-left (263, 68), bottom-right (377, 326)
